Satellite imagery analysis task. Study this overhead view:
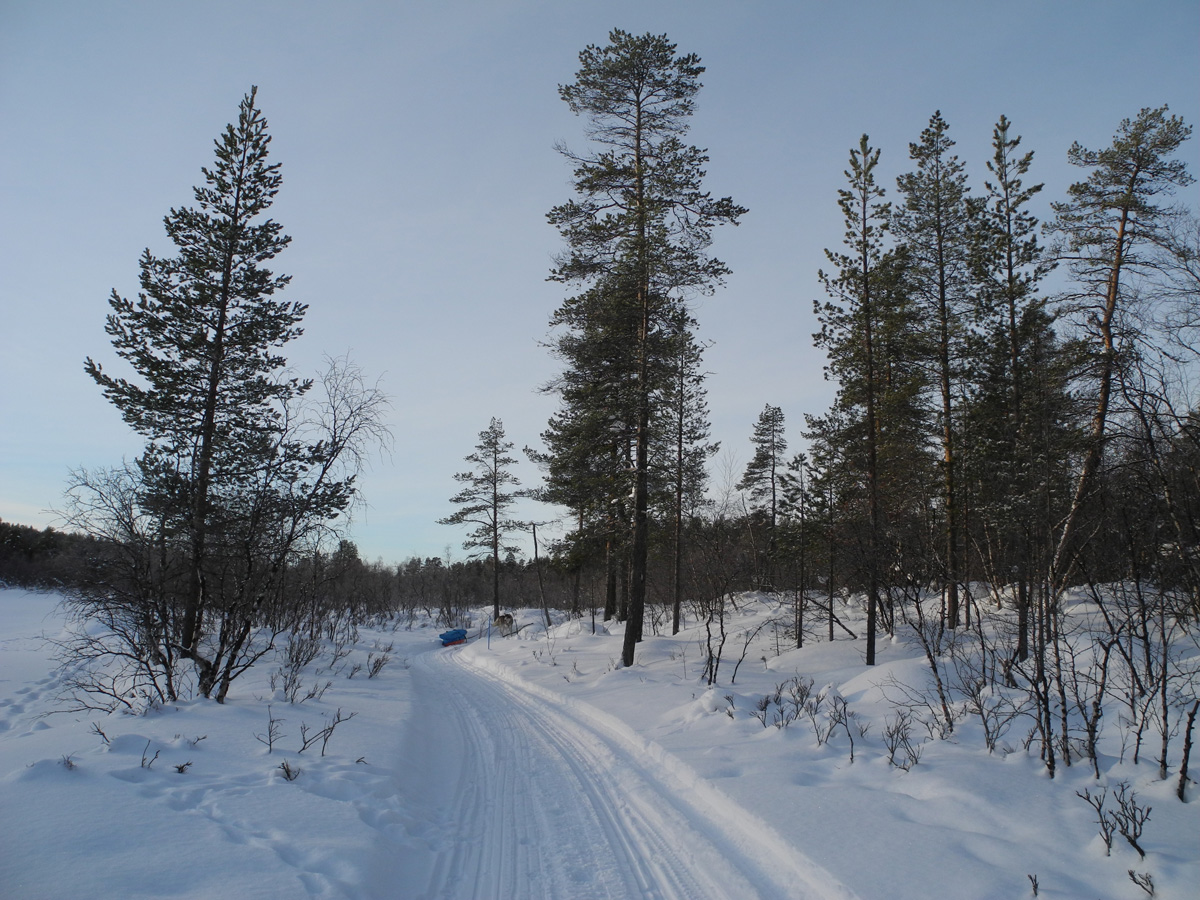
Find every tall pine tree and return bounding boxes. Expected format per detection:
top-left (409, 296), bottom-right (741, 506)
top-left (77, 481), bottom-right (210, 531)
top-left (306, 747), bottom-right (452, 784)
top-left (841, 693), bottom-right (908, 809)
top-left (548, 30), bottom-right (745, 666)
top-left (894, 111), bottom-right (975, 627)
top-left (1048, 105), bottom-right (1193, 591)
top-left (815, 135), bottom-right (893, 664)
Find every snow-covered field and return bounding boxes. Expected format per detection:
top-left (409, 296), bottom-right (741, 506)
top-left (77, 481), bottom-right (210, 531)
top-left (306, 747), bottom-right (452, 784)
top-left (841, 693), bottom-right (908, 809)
top-left (1, 587), bottom-right (1196, 899)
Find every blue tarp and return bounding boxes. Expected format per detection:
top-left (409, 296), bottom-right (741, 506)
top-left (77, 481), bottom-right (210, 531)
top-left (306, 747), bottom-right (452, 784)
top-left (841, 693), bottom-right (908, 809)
top-left (439, 628), bottom-right (468, 646)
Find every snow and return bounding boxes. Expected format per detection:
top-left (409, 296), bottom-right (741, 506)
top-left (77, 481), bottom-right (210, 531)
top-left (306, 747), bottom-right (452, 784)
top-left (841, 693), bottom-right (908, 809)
top-left (1, 587), bottom-right (1196, 899)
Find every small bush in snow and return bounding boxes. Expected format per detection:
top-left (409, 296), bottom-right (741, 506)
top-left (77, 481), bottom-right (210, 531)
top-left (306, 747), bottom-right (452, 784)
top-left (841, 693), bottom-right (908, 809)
top-left (1076, 785), bottom-right (1117, 854)
top-left (1076, 780), bottom-right (1152, 859)
top-left (1128, 870), bottom-right (1155, 896)
top-left (140, 740), bottom-right (160, 769)
top-left (367, 650), bottom-right (391, 678)
top-left (255, 705), bottom-right (285, 754)
top-left (1112, 782), bottom-right (1151, 859)
top-left (883, 711), bottom-right (923, 770)
top-left (298, 708), bottom-right (356, 756)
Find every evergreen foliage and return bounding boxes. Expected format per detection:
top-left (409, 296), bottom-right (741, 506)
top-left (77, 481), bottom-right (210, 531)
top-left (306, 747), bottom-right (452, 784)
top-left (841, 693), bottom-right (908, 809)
top-left (546, 30), bottom-right (745, 666)
top-left (439, 418), bottom-right (523, 620)
top-left (737, 404), bottom-right (787, 589)
top-left (1048, 106), bottom-right (1194, 590)
top-left (894, 110), bottom-right (975, 627)
top-left (656, 307), bottom-right (719, 633)
top-left (814, 134), bottom-right (896, 664)
top-left (69, 88), bottom-right (388, 704)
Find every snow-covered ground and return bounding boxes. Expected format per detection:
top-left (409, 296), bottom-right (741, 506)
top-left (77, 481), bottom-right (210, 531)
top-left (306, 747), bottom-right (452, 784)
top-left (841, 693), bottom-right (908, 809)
top-left (1, 587), bottom-right (1196, 899)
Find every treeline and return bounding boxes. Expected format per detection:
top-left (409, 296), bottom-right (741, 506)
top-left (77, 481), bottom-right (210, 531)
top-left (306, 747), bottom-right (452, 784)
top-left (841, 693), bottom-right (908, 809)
top-left (449, 36), bottom-right (1198, 676)
top-left (723, 105), bottom-right (1200, 659)
top-left (0, 519), bottom-right (100, 590)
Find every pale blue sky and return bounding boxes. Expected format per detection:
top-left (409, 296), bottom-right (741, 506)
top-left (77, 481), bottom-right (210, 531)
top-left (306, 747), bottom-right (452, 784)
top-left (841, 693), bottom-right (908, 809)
top-left (2, 1), bottom-right (1197, 563)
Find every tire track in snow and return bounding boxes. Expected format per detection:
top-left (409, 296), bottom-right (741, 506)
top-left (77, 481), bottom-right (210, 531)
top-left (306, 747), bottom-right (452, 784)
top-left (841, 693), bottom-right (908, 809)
top-left (395, 646), bottom-right (858, 900)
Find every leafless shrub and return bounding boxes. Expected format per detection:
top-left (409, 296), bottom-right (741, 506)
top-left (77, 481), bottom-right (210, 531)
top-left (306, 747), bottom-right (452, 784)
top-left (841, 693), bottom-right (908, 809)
top-left (899, 596), bottom-right (956, 737)
top-left (1127, 870), bottom-right (1155, 896)
top-left (883, 711), bottom-right (923, 771)
top-left (282, 633), bottom-right (322, 673)
top-left (328, 640), bottom-right (353, 668)
top-left (1112, 781), bottom-right (1151, 859)
top-left (367, 649), bottom-right (391, 679)
top-left (278, 759), bottom-right (301, 781)
top-left (669, 646), bottom-right (688, 680)
top-left (949, 639), bottom-right (1033, 753)
top-left (730, 618), bottom-right (777, 685)
top-left (90, 722), bottom-right (110, 745)
top-left (302, 680), bottom-right (332, 703)
top-left (752, 695), bottom-right (771, 728)
top-left (140, 740), bottom-right (159, 769)
top-left (827, 693), bottom-right (863, 762)
top-left (777, 676), bottom-right (815, 730)
top-left (255, 705), bottom-right (285, 753)
top-left (298, 708), bottom-right (357, 756)
top-left (880, 673), bottom-right (956, 741)
top-left (802, 690), bottom-right (838, 746)
top-left (174, 761), bottom-right (192, 774)
top-left (271, 662), bottom-right (331, 704)
top-left (1076, 785), bottom-right (1116, 855)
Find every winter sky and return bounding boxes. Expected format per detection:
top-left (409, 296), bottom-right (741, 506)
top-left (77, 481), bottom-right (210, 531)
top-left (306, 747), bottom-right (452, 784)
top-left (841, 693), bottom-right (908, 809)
top-left (1, 0), bottom-right (1197, 564)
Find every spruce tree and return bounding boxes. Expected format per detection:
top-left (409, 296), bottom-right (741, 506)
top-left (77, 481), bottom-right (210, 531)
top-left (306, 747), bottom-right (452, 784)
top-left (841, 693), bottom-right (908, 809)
top-left (779, 452), bottom-right (813, 647)
top-left (536, 272), bottom-right (645, 621)
top-left (548, 30), bottom-right (745, 666)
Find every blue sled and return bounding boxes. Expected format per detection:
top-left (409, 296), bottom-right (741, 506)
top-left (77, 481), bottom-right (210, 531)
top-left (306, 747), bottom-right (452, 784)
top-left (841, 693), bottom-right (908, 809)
top-left (439, 628), bottom-right (469, 646)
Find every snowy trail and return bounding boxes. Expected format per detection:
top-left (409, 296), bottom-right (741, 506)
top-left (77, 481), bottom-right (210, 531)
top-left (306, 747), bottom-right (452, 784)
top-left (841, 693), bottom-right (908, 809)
top-left (390, 645), bottom-right (856, 900)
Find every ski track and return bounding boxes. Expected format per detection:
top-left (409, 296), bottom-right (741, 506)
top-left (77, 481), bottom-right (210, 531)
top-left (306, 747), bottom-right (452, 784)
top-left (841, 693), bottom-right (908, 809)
top-left (395, 645), bottom-right (855, 900)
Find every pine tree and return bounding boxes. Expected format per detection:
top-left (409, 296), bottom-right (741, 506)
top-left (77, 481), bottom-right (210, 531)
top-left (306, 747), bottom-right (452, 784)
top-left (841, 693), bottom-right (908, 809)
top-left (779, 452), bottom-right (813, 647)
top-left (737, 404), bottom-right (787, 589)
top-left (1048, 105), bottom-right (1194, 590)
top-left (894, 111), bottom-right (975, 627)
top-left (657, 307), bottom-right (718, 634)
top-left (78, 89), bottom-right (385, 701)
top-left (963, 115), bottom-right (1062, 659)
top-left (536, 272), bottom-right (645, 622)
top-left (439, 418), bottom-right (523, 621)
top-left (815, 134), bottom-right (893, 664)
top-left (548, 30), bottom-right (745, 666)
top-left (802, 403), bottom-right (860, 644)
